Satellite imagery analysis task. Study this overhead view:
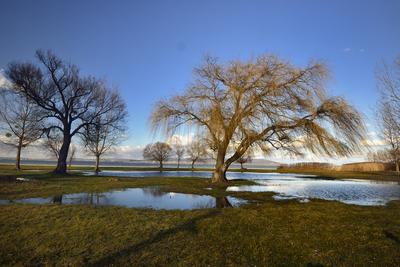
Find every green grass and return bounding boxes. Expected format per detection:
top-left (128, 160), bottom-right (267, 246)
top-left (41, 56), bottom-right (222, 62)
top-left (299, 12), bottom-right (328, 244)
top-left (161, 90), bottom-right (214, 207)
top-left (0, 166), bottom-right (399, 266)
top-left (1, 201), bottom-right (399, 266)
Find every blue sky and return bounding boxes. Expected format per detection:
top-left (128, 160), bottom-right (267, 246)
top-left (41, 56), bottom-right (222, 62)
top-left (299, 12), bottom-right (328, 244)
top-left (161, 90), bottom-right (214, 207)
top-left (0, 0), bottom-right (399, 160)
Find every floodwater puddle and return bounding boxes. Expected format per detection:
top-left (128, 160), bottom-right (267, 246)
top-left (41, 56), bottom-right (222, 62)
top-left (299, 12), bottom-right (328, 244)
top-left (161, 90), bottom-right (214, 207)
top-left (0, 187), bottom-right (246, 210)
top-left (226, 178), bottom-right (400, 206)
top-left (84, 170), bottom-right (400, 206)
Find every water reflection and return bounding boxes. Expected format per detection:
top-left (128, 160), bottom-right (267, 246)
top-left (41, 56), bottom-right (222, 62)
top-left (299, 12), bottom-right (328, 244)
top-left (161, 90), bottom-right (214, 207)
top-left (83, 170), bottom-right (400, 206)
top-left (0, 187), bottom-right (246, 210)
top-left (227, 178), bottom-right (400, 206)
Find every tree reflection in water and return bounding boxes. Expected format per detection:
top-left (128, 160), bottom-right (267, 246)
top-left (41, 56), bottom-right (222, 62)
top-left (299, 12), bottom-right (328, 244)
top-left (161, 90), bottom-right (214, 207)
top-left (142, 186), bottom-right (168, 197)
top-left (52, 195), bottom-right (62, 204)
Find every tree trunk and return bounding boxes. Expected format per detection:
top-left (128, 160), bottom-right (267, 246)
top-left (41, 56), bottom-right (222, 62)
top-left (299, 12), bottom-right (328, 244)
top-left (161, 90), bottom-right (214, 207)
top-left (240, 162), bottom-right (244, 172)
top-left (159, 160), bottom-right (163, 171)
top-left (191, 160), bottom-right (195, 170)
top-left (177, 159), bottom-right (180, 169)
top-left (53, 131), bottom-right (71, 174)
top-left (15, 140), bottom-right (22, 171)
top-left (52, 195), bottom-right (63, 204)
top-left (215, 196), bottom-right (232, 208)
top-left (95, 154), bottom-right (101, 174)
top-left (396, 161), bottom-right (399, 173)
top-left (212, 152), bottom-right (228, 184)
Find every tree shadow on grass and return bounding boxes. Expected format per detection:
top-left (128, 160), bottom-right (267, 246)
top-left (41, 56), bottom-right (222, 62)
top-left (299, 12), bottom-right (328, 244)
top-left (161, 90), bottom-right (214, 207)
top-left (88, 209), bottom-right (221, 266)
top-left (383, 230), bottom-right (400, 244)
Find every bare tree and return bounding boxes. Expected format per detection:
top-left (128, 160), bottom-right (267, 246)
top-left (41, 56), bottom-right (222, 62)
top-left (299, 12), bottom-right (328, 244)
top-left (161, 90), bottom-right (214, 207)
top-left (187, 140), bottom-right (208, 170)
top-left (43, 129), bottom-right (63, 159)
top-left (68, 144), bottom-right (77, 168)
top-left (377, 104), bottom-right (400, 171)
top-left (151, 55), bottom-right (365, 183)
top-left (376, 57), bottom-right (400, 173)
top-left (6, 50), bottom-right (125, 174)
top-left (81, 102), bottom-right (127, 173)
top-left (174, 141), bottom-right (185, 169)
top-left (236, 152), bottom-right (253, 171)
top-left (377, 56), bottom-right (400, 115)
top-left (143, 142), bottom-right (172, 170)
top-left (367, 150), bottom-right (390, 163)
top-left (0, 89), bottom-right (44, 170)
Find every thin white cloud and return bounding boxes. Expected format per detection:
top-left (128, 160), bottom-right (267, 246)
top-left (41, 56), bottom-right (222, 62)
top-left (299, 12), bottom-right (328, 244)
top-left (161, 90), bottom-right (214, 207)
top-left (0, 70), bottom-right (11, 88)
top-left (361, 137), bottom-right (386, 147)
top-left (166, 133), bottom-right (194, 146)
top-left (106, 144), bottom-right (144, 159)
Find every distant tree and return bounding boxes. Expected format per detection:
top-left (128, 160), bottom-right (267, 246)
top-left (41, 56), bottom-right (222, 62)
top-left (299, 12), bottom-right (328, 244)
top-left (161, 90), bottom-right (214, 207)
top-left (81, 105), bottom-right (127, 174)
top-left (236, 152), bottom-right (253, 171)
top-left (187, 140), bottom-right (208, 170)
top-left (367, 150), bottom-right (392, 163)
top-left (377, 56), bottom-right (400, 115)
top-left (151, 55), bottom-right (365, 183)
top-left (43, 130), bottom-right (63, 159)
top-left (6, 50), bottom-right (126, 174)
top-left (0, 89), bottom-right (44, 170)
top-left (68, 144), bottom-right (77, 168)
top-left (174, 141), bottom-right (185, 169)
top-left (376, 56), bottom-right (400, 172)
top-left (143, 142), bottom-right (172, 169)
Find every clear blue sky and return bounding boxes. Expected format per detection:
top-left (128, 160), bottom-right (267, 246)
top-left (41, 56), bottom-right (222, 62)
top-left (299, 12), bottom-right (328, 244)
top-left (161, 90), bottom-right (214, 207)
top-left (0, 0), bottom-right (399, 158)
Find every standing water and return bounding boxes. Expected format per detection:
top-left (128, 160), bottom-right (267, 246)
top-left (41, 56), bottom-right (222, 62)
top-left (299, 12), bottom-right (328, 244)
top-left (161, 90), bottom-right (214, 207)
top-left (86, 171), bottom-right (400, 206)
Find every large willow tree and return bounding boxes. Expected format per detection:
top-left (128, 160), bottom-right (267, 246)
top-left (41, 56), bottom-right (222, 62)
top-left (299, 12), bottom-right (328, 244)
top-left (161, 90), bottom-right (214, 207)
top-left (151, 55), bottom-right (365, 183)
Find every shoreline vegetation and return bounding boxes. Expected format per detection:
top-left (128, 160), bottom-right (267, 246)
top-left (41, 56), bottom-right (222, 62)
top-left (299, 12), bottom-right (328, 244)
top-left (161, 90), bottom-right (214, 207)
top-left (0, 165), bottom-right (399, 266)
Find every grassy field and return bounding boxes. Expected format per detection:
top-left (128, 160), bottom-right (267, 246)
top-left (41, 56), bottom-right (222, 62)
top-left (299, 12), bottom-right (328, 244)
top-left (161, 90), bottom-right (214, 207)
top-left (0, 165), bottom-right (399, 266)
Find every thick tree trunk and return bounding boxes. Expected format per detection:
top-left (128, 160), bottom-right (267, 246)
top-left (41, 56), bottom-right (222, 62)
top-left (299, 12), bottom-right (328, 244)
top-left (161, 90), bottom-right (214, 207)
top-left (177, 159), bottom-right (180, 169)
top-left (53, 131), bottom-right (71, 174)
top-left (212, 152), bottom-right (228, 184)
top-left (159, 161), bottom-right (163, 171)
top-left (95, 154), bottom-right (101, 174)
top-left (240, 162), bottom-right (244, 172)
top-left (15, 140), bottom-right (22, 171)
top-left (191, 161), bottom-right (195, 170)
top-left (396, 161), bottom-right (399, 173)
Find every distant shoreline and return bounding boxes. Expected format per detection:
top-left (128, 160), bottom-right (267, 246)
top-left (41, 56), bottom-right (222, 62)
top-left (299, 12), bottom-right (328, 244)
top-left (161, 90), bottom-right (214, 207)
top-left (0, 158), bottom-right (278, 170)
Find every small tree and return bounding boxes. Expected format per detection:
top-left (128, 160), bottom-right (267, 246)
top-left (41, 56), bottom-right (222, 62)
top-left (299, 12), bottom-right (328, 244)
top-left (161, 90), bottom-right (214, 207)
top-left (81, 90), bottom-right (127, 174)
top-left (376, 56), bottom-right (400, 173)
top-left (0, 89), bottom-right (44, 170)
top-left (236, 152), bottom-right (253, 171)
top-left (187, 140), bottom-right (208, 170)
top-left (43, 129), bottom-right (63, 159)
top-left (68, 145), bottom-right (77, 168)
top-left (375, 102), bottom-right (400, 172)
top-left (367, 150), bottom-right (392, 163)
top-left (81, 106), bottom-right (127, 174)
top-left (143, 142), bottom-right (172, 170)
top-left (174, 142), bottom-right (185, 169)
